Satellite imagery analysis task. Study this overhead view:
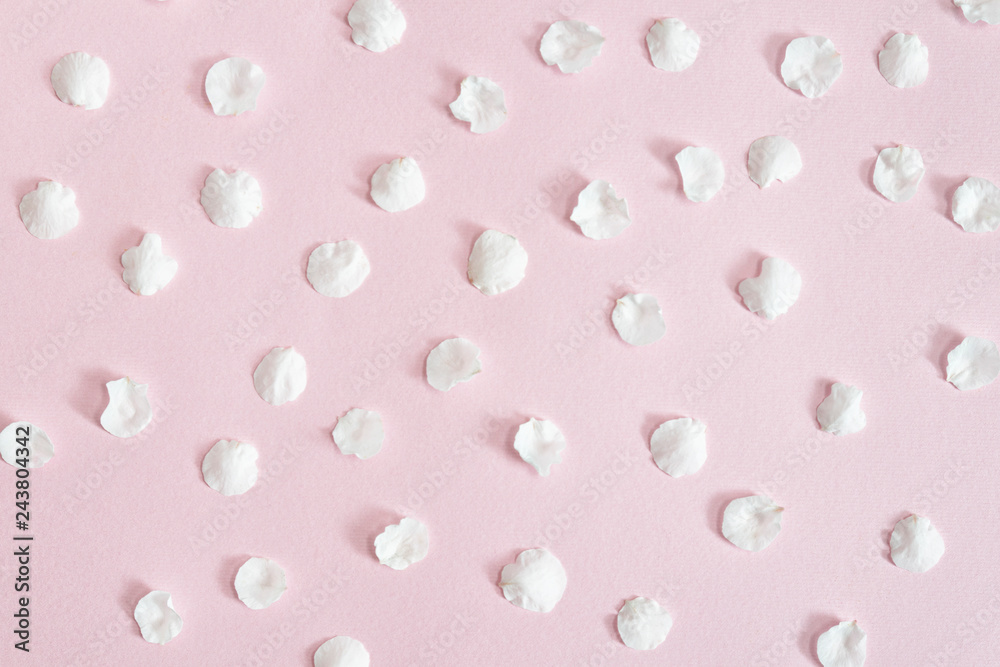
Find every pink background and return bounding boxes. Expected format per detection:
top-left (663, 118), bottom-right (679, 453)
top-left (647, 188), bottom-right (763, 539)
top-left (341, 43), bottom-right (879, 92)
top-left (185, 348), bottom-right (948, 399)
top-left (2, 0), bottom-right (1000, 665)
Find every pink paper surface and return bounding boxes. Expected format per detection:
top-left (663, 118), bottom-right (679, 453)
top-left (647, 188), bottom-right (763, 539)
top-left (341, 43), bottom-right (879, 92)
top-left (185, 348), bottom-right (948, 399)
top-left (2, 0), bottom-right (999, 665)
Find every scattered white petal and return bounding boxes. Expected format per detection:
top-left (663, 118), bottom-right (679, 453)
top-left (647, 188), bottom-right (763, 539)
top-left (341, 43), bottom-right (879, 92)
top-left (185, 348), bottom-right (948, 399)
top-left (0, 422), bottom-right (54, 469)
top-left (134, 591), bottom-right (182, 645)
top-left (612, 293), bottom-right (665, 346)
top-left (19, 181), bottom-right (79, 239)
top-left (646, 18), bottom-right (699, 72)
top-left (370, 157), bottom-right (425, 212)
top-left (617, 597), bottom-right (673, 651)
top-left (817, 383), bottom-right (867, 435)
top-left (650, 417), bottom-right (707, 478)
top-left (878, 33), bottom-right (929, 88)
top-left (348, 0), bottom-right (406, 53)
top-left (540, 20), bottom-right (605, 73)
top-left (738, 257), bottom-right (801, 320)
top-left (235, 557), bottom-right (287, 609)
top-left (817, 621), bottom-right (867, 667)
top-left (314, 636), bottom-right (370, 667)
top-left (513, 418), bottom-right (567, 476)
top-left (205, 57), bottom-right (265, 116)
top-left (781, 36), bottom-right (843, 98)
top-left (51, 52), bottom-right (110, 110)
top-left (121, 233), bottom-right (178, 296)
top-left (202, 440), bottom-right (259, 496)
top-left (954, 0), bottom-right (1000, 24)
top-left (570, 180), bottom-right (631, 239)
top-left (307, 241), bottom-right (371, 297)
top-left (676, 147), bottom-right (725, 202)
top-left (748, 136), bottom-right (802, 188)
top-left (946, 336), bottom-right (1000, 390)
top-left (467, 230), bottom-right (527, 295)
top-left (891, 515), bottom-right (945, 573)
top-left (951, 177), bottom-right (1000, 233)
top-left (100, 378), bottom-right (152, 438)
top-left (449, 76), bottom-right (507, 133)
top-left (426, 338), bottom-right (482, 391)
top-left (253, 347), bottom-right (307, 406)
top-left (200, 169), bottom-right (263, 229)
top-left (499, 548), bottom-right (567, 613)
top-left (332, 409), bottom-right (384, 459)
top-left (722, 495), bottom-right (783, 552)
top-left (873, 145), bottom-right (925, 203)
top-left (374, 517), bottom-right (429, 569)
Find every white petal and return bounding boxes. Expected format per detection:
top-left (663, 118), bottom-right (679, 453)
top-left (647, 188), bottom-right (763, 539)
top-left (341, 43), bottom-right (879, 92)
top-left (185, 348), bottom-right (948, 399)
top-left (873, 145), bottom-right (925, 203)
top-left (890, 515), bottom-right (945, 573)
top-left (878, 33), bottom-right (928, 88)
top-left (570, 180), bottom-right (632, 239)
top-left (951, 177), bottom-right (1000, 233)
top-left (348, 0), bottom-right (406, 53)
top-left (51, 52), bottom-right (109, 110)
top-left (540, 20), bottom-right (605, 73)
top-left (612, 293), bottom-right (665, 346)
top-left (449, 76), bottom-right (507, 133)
top-left (370, 157), bottom-right (425, 212)
top-left (646, 18), bottom-right (699, 72)
top-left (650, 417), bottom-right (707, 478)
top-left (722, 495), bottom-right (783, 551)
top-left (675, 146), bottom-right (725, 202)
top-left (100, 378), bottom-right (153, 438)
top-left (467, 230), bottom-right (527, 295)
top-left (954, 0), bottom-right (1000, 24)
top-left (738, 257), bottom-right (801, 320)
top-left (133, 591), bottom-right (182, 645)
top-left (314, 636), bottom-right (371, 667)
top-left (19, 181), bottom-right (80, 239)
top-left (617, 597), bottom-right (673, 651)
top-left (0, 422), bottom-right (54, 469)
top-left (202, 440), bottom-right (259, 496)
top-left (307, 241), bottom-right (371, 297)
top-left (817, 621), bottom-right (867, 667)
top-left (817, 383), bottom-right (867, 436)
top-left (425, 338), bottom-right (482, 391)
top-left (253, 347), bottom-right (307, 406)
top-left (332, 409), bottom-right (384, 459)
top-left (748, 136), bottom-right (802, 188)
top-left (946, 336), bottom-right (1000, 390)
top-left (121, 233), bottom-right (178, 296)
top-left (235, 557), bottom-right (287, 609)
top-left (499, 548), bottom-right (567, 613)
top-left (374, 517), bottom-right (429, 570)
top-left (513, 418), bottom-right (567, 476)
top-left (200, 169), bottom-right (263, 229)
top-left (205, 57), bottom-right (265, 116)
top-left (781, 36), bottom-right (843, 98)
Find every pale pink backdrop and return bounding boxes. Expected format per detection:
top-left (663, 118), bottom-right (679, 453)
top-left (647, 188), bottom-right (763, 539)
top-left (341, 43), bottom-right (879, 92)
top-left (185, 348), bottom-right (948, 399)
top-left (1, 0), bottom-right (999, 665)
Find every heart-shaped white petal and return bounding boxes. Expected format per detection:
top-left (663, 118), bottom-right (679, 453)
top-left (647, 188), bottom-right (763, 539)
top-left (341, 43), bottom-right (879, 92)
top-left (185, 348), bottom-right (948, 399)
top-left (738, 258), bottom-right (801, 320)
top-left (646, 18), bottom-right (699, 72)
top-left (873, 145), bottom-right (924, 203)
top-left (612, 293), bottom-right (665, 346)
top-left (513, 418), bottom-right (567, 476)
top-left (253, 347), bottom-right (307, 405)
top-left (878, 33), bottom-right (928, 88)
top-left (348, 0), bottom-right (406, 52)
top-left (370, 157), bottom-right (425, 212)
top-left (570, 180), bottom-right (632, 239)
top-left (19, 181), bottom-right (80, 239)
top-left (817, 621), bottom-right (867, 667)
top-left (200, 169), bottom-right (263, 228)
top-left (307, 241), bottom-right (371, 297)
top-left (100, 377), bottom-right (153, 438)
top-left (650, 417), bottom-right (707, 478)
top-left (134, 591), bottom-right (182, 645)
top-left (499, 548), bottom-right (567, 613)
top-left (426, 338), bottom-right (482, 391)
top-left (374, 517), bottom-right (429, 570)
top-left (890, 514), bottom-right (945, 573)
top-left (468, 230), bottom-right (528, 295)
top-left (676, 146), bottom-right (725, 202)
top-left (722, 495), bottom-right (783, 551)
top-left (946, 336), bottom-right (1000, 390)
top-left (449, 76), bottom-right (507, 133)
top-left (205, 57), bottom-right (265, 116)
top-left (781, 36), bottom-right (843, 98)
top-left (817, 383), bottom-right (866, 436)
top-left (332, 408), bottom-right (384, 459)
top-left (540, 20), bottom-right (605, 73)
top-left (748, 136), bottom-right (802, 189)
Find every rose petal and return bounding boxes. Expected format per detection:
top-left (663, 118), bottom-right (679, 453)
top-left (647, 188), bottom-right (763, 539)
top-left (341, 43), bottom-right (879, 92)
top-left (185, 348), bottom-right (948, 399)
top-left (499, 548), bottom-right (567, 613)
top-left (19, 181), bottom-right (79, 239)
top-left (540, 20), bottom-right (605, 73)
top-left (253, 347), bottom-right (307, 406)
top-left (205, 57), bottom-right (265, 116)
top-left (374, 517), bottom-right (429, 570)
top-left (513, 418), bottom-right (567, 476)
top-left (781, 36), bottom-right (843, 98)
top-left (722, 495), bottom-right (783, 551)
top-left (51, 52), bottom-right (110, 109)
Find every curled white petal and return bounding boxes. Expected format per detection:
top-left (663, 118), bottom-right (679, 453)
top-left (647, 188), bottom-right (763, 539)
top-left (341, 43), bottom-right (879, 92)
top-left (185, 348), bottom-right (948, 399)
top-left (646, 18), bottom-right (699, 72)
top-left (314, 636), bottom-right (370, 667)
top-left (449, 76), bottom-right (507, 133)
top-left (121, 233), bottom-right (178, 296)
top-left (817, 383), bottom-right (867, 436)
top-left (570, 180), bottom-right (631, 239)
top-left (332, 408), bottom-right (384, 459)
top-left (205, 57), bottom-right (265, 116)
top-left (499, 548), bottom-right (567, 613)
top-left (781, 36), bottom-right (843, 98)
top-left (235, 557), bottom-right (287, 609)
top-left (513, 418), bottom-right (567, 476)
top-left (722, 495), bottom-right (783, 551)
top-left (540, 20), bottom-right (605, 74)
top-left (253, 347), bottom-right (307, 406)
top-left (617, 596), bottom-right (673, 650)
top-left (19, 181), bottom-right (79, 239)
top-left (748, 136), bottom-right (802, 188)
top-left (676, 146), bottom-right (724, 202)
top-left (374, 517), bottom-right (429, 570)
top-left (307, 241), bottom-right (371, 297)
top-left (348, 0), bottom-right (406, 53)
top-left (890, 515), bottom-right (945, 573)
top-left (200, 169), bottom-right (263, 229)
top-left (951, 177), bottom-right (1000, 233)
top-left (873, 145), bottom-right (925, 203)
top-left (100, 378), bottom-right (152, 438)
top-left (134, 591), bottom-right (182, 645)
top-left (370, 157), bottom-right (425, 212)
top-left (0, 422), bottom-right (54, 469)
top-left (946, 336), bottom-right (1000, 390)
top-left (954, 0), bottom-right (1000, 24)
top-left (51, 52), bottom-right (110, 109)
top-left (878, 33), bottom-right (928, 88)
top-left (467, 230), bottom-right (527, 295)
top-left (202, 440), bottom-right (259, 496)
top-left (612, 293), bottom-right (665, 346)
top-left (817, 621), bottom-right (867, 667)
top-left (426, 338), bottom-right (481, 391)
top-left (650, 417), bottom-right (706, 478)
top-left (738, 257), bottom-right (801, 320)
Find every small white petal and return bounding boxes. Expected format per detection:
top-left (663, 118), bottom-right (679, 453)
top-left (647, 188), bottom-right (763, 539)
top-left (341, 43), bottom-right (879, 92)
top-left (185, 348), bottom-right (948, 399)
top-left (0, 422), bottom-right (54, 469)
top-left (134, 591), bottom-right (182, 645)
top-left (51, 52), bottom-right (109, 109)
top-left (348, 0), bottom-right (406, 53)
top-left (646, 18), bottom-right (699, 72)
top-left (513, 418), bottom-right (567, 476)
top-left (878, 33), bottom-right (929, 88)
top-left (570, 180), bottom-right (631, 239)
top-left (449, 76), bottom-right (507, 133)
top-left (205, 57), bottom-right (265, 116)
top-left (781, 36), bottom-right (843, 98)
top-left (748, 136), bottom-right (802, 188)
top-left (946, 336), bottom-right (1000, 390)
top-left (817, 621), bottom-right (867, 667)
top-left (253, 347), bottom-right (307, 406)
top-left (19, 181), bottom-right (80, 239)
top-left (307, 241), bottom-right (371, 297)
top-left (332, 409), bottom-right (384, 459)
top-left (612, 293), bottom-right (665, 346)
top-left (467, 230), bottom-right (527, 295)
top-left (722, 495), bottom-right (783, 551)
top-left (890, 515), bottom-right (945, 573)
top-left (738, 257), bottom-right (801, 320)
top-left (617, 597), bottom-right (673, 651)
top-left (540, 20), bottom-right (605, 74)
top-left (873, 145), bottom-right (925, 203)
top-left (650, 417), bottom-right (707, 478)
top-left (314, 636), bottom-right (371, 667)
top-left (675, 147), bottom-right (725, 202)
top-left (954, 0), bottom-right (1000, 24)
top-left (100, 378), bottom-right (152, 438)
top-left (235, 557), bottom-right (287, 609)
top-left (817, 383), bottom-right (867, 436)
top-left (951, 177), bottom-right (1000, 233)
top-left (370, 157), bottom-right (425, 212)
top-left (202, 440), bottom-right (259, 496)
top-left (499, 548), bottom-right (567, 613)
top-left (200, 169), bottom-right (263, 229)
top-left (374, 517), bottom-right (429, 570)
top-left (121, 233), bottom-right (178, 296)
top-left (426, 338), bottom-right (482, 391)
